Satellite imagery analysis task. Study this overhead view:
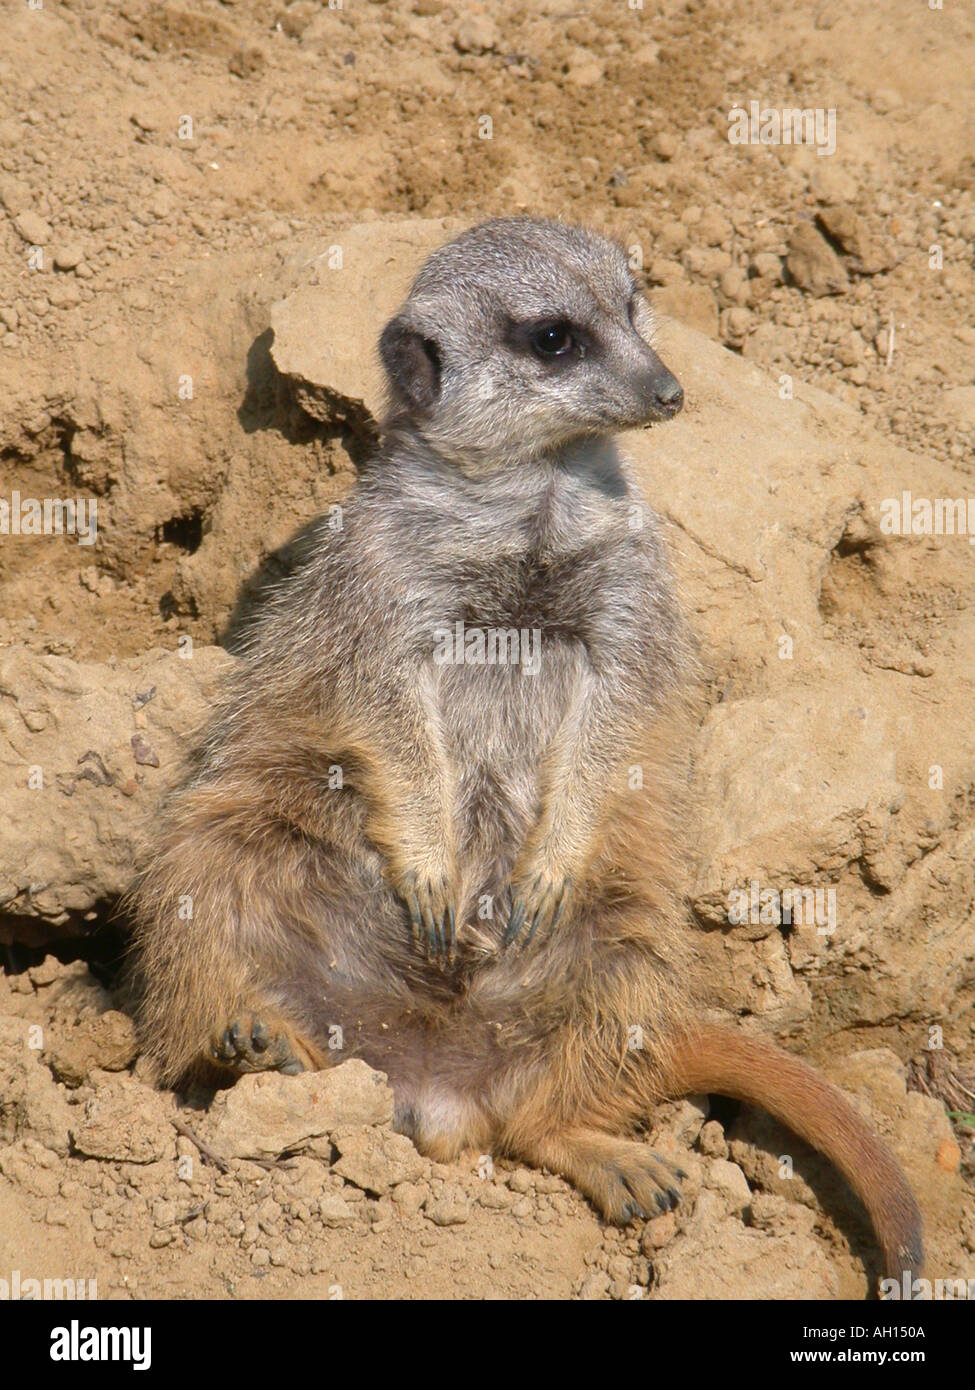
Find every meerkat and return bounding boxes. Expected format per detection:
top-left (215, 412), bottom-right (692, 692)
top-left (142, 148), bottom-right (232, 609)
top-left (127, 217), bottom-right (922, 1287)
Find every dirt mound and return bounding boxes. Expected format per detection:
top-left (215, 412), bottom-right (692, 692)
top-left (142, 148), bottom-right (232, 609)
top-left (0, 954), bottom-right (967, 1300)
top-left (1, 0), bottom-right (973, 1300)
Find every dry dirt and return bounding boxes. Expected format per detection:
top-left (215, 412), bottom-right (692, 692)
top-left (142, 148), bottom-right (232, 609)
top-left (1, 0), bottom-right (974, 1301)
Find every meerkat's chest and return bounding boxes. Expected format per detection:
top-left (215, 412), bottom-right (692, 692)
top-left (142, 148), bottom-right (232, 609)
top-left (433, 637), bottom-right (583, 843)
top-left (427, 545), bottom-right (597, 686)
top-left (429, 562), bottom-right (593, 775)
top-left (443, 540), bottom-right (605, 634)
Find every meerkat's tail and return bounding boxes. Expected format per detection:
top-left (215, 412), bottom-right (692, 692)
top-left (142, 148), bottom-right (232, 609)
top-left (664, 1024), bottom-right (923, 1284)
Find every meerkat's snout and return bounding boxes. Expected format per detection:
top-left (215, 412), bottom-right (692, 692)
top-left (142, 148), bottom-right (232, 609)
top-left (588, 323), bottom-right (683, 433)
top-left (626, 345), bottom-right (684, 424)
top-left (625, 283), bottom-right (684, 425)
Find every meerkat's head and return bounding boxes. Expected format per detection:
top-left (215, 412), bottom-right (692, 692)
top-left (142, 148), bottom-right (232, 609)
top-left (378, 217), bottom-right (683, 469)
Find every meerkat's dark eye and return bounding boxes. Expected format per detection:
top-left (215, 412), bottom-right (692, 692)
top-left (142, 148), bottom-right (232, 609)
top-left (530, 321), bottom-right (575, 358)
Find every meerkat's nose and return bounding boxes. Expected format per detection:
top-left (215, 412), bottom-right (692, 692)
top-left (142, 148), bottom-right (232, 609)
top-left (647, 369), bottom-right (684, 419)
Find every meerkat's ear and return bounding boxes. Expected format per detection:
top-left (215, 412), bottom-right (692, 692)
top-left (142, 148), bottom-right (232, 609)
top-left (379, 314), bottom-right (443, 415)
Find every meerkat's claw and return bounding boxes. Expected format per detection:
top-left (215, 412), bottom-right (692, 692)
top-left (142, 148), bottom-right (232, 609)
top-left (404, 879), bottom-right (456, 966)
top-left (505, 875), bottom-right (572, 949)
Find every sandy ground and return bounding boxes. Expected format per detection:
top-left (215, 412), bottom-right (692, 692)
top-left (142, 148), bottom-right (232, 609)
top-left (1, 0), bottom-right (973, 1300)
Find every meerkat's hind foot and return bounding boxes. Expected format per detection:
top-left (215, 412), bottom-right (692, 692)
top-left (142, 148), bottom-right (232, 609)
top-left (208, 1010), bottom-right (322, 1077)
top-left (587, 1140), bottom-right (686, 1223)
top-left (608, 1145), bottom-right (687, 1223)
top-left (509, 1128), bottom-right (686, 1225)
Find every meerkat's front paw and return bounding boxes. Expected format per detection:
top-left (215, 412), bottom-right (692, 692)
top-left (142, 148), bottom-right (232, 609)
top-left (396, 871), bottom-right (457, 964)
top-left (504, 868), bottom-right (573, 948)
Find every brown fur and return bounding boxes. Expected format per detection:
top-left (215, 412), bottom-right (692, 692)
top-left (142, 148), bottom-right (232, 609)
top-left (125, 217), bottom-right (922, 1290)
